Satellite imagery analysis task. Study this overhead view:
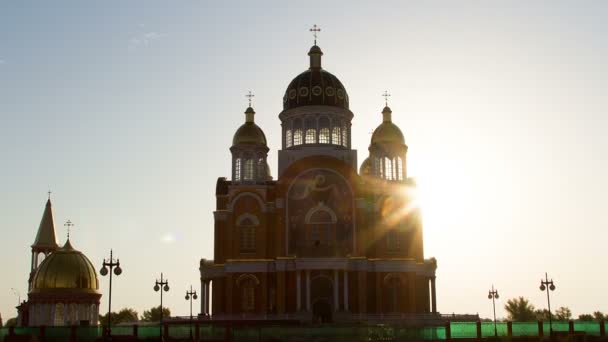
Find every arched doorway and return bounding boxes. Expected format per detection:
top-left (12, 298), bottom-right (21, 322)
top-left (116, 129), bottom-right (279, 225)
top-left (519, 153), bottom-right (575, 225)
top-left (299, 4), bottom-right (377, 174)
top-left (312, 299), bottom-right (332, 323)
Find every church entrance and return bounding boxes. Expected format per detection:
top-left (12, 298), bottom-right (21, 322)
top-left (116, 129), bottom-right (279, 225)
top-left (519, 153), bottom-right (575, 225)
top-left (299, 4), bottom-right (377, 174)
top-left (312, 299), bottom-right (332, 323)
top-left (311, 275), bottom-right (333, 323)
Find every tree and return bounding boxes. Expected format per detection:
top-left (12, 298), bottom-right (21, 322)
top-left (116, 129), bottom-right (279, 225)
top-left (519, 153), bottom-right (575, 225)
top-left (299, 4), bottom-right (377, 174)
top-left (99, 308), bottom-right (139, 326)
top-left (554, 307), bottom-right (572, 320)
top-left (535, 309), bottom-right (551, 321)
top-left (5, 318), bottom-right (17, 327)
top-left (578, 314), bottom-right (594, 321)
top-left (593, 311), bottom-right (605, 321)
top-left (141, 306), bottom-right (171, 322)
top-left (0, 312), bottom-right (3, 328)
top-left (505, 297), bottom-right (536, 321)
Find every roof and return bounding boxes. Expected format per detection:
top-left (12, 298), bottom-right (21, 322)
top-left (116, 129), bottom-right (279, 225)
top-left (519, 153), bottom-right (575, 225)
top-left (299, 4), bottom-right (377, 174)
top-left (32, 199), bottom-right (59, 250)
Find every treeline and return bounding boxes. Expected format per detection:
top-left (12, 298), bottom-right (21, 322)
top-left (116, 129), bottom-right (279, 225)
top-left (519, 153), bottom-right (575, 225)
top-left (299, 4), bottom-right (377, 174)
top-left (504, 297), bottom-right (605, 321)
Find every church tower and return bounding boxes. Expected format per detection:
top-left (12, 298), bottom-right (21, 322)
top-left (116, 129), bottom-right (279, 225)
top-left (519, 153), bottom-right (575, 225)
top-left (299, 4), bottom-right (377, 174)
top-left (368, 104), bottom-right (408, 181)
top-left (230, 102), bottom-right (271, 184)
top-left (29, 196), bottom-right (59, 291)
top-left (278, 43), bottom-right (357, 176)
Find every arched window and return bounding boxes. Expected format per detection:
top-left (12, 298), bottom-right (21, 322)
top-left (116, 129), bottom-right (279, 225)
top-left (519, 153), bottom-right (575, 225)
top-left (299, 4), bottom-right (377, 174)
top-left (373, 157), bottom-right (382, 178)
top-left (236, 274), bottom-right (260, 313)
top-left (69, 303), bottom-right (77, 325)
top-left (319, 128), bottom-right (330, 144)
top-left (305, 129), bottom-right (316, 144)
top-left (305, 203), bottom-right (337, 247)
top-left (384, 157), bottom-right (393, 180)
top-left (397, 157), bottom-right (403, 181)
top-left (294, 129), bottom-right (303, 146)
top-left (332, 126), bottom-right (341, 145)
top-left (234, 158), bottom-right (241, 181)
top-left (286, 129), bottom-right (293, 148)
top-left (257, 157), bottom-right (265, 181)
top-left (238, 216), bottom-right (257, 252)
top-left (341, 123), bottom-right (348, 147)
top-left (54, 303), bottom-right (64, 326)
top-left (386, 276), bottom-right (402, 312)
top-left (243, 159), bottom-right (254, 181)
top-left (387, 229), bottom-right (401, 251)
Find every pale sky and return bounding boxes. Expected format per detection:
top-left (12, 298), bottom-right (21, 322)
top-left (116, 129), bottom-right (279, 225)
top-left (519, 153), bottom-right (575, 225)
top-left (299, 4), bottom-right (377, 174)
top-left (1, 1), bottom-right (607, 321)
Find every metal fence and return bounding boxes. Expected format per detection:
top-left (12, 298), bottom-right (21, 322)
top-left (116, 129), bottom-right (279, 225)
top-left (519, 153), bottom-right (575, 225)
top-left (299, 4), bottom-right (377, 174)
top-left (0, 320), bottom-right (605, 341)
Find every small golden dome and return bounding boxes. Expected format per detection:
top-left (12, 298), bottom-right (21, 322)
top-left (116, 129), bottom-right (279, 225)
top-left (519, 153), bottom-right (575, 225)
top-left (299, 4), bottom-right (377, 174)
top-left (31, 240), bottom-right (99, 293)
top-left (232, 122), bottom-right (267, 146)
top-left (371, 106), bottom-right (405, 145)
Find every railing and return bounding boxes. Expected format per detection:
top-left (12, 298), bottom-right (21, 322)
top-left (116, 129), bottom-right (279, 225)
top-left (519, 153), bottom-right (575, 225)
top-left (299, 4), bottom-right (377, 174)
top-left (0, 320), bottom-right (605, 341)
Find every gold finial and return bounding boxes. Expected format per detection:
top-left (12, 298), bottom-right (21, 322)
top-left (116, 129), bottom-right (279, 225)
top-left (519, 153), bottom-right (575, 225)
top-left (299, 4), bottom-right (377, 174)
top-left (382, 90), bottom-right (391, 107)
top-left (309, 24), bottom-right (321, 45)
top-left (64, 220), bottom-right (74, 240)
top-left (245, 90), bottom-right (255, 108)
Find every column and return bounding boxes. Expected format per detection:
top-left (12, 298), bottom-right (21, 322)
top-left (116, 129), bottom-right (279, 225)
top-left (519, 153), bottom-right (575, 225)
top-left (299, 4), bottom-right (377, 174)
top-left (201, 279), bottom-right (205, 315)
top-left (343, 270), bottom-right (349, 312)
top-left (205, 281), bottom-right (211, 315)
top-left (296, 270), bottom-right (301, 311)
top-left (431, 277), bottom-right (437, 314)
top-left (333, 270), bottom-right (339, 312)
top-left (277, 271), bottom-right (286, 314)
top-left (306, 270), bottom-right (311, 312)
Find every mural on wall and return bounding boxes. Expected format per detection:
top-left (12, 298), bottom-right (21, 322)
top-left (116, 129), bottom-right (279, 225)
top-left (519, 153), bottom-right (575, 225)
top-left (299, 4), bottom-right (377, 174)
top-left (287, 169), bottom-right (354, 256)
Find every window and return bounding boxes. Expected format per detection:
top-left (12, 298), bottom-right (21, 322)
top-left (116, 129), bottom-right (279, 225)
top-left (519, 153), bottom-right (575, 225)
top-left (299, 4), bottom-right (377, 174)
top-left (341, 124), bottom-right (348, 147)
top-left (305, 129), bottom-right (316, 144)
top-left (397, 157), bottom-right (403, 181)
top-left (234, 158), bottom-right (241, 181)
top-left (286, 129), bottom-right (293, 147)
top-left (242, 284), bottom-right (255, 312)
top-left (54, 303), bottom-right (65, 326)
top-left (310, 225), bottom-right (329, 246)
top-left (294, 129), bottom-right (303, 145)
top-left (384, 157), bottom-right (394, 180)
top-left (319, 128), bottom-right (330, 144)
top-left (243, 159), bottom-right (254, 181)
top-left (238, 215), bottom-right (258, 252)
top-left (332, 126), bottom-right (341, 145)
top-left (257, 158), bottom-right (265, 181)
top-left (387, 230), bottom-right (401, 251)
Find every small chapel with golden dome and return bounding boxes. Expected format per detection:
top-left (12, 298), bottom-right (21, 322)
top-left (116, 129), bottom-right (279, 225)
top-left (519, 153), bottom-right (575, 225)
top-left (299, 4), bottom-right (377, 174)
top-left (200, 35), bottom-right (439, 323)
top-left (17, 198), bottom-right (101, 326)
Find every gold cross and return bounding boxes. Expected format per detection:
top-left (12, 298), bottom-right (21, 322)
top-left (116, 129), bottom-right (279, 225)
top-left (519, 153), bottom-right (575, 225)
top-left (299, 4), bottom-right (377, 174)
top-left (310, 24), bottom-right (321, 45)
top-left (47, 190), bottom-right (52, 200)
top-left (382, 90), bottom-right (391, 107)
top-left (245, 91), bottom-right (254, 107)
top-left (64, 220), bottom-right (74, 239)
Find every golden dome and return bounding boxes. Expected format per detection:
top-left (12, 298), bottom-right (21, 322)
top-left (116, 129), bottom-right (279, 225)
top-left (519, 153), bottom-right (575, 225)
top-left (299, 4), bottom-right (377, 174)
top-left (232, 107), bottom-right (268, 146)
top-left (371, 106), bottom-right (405, 145)
top-left (31, 240), bottom-right (99, 293)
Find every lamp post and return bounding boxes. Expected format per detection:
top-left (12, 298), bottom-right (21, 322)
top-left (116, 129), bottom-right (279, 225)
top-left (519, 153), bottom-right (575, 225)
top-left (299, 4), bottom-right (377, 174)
top-left (100, 250), bottom-right (122, 341)
top-left (185, 285), bottom-right (198, 340)
top-left (154, 273), bottom-right (170, 341)
top-left (488, 285), bottom-right (499, 338)
top-left (540, 272), bottom-right (556, 336)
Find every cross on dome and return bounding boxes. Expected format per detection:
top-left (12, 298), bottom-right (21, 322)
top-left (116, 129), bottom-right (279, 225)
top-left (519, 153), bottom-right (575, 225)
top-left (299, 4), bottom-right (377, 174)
top-left (309, 24), bottom-right (321, 45)
top-left (64, 220), bottom-right (74, 240)
top-left (382, 90), bottom-right (391, 107)
top-left (245, 91), bottom-right (255, 108)
top-left (47, 190), bottom-right (52, 200)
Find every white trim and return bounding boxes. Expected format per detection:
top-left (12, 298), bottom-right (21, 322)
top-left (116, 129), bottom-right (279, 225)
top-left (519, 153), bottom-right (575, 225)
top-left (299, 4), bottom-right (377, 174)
top-left (236, 213), bottom-right (260, 226)
top-left (304, 202), bottom-right (338, 224)
top-left (227, 192), bottom-right (267, 213)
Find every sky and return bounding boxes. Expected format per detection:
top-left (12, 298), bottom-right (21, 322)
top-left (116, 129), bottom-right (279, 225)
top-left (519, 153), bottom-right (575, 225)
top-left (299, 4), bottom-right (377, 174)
top-left (1, 1), bottom-right (607, 322)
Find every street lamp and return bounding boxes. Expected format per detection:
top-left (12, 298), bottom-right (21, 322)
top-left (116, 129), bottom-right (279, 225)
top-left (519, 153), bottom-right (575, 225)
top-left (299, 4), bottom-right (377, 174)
top-left (488, 285), bottom-right (499, 338)
top-left (154, 273), bottom-right (170, 340)
top-left (185, 285), bottom-right (198, 340)
top-left (100, 250), bottom-right (122, 340)
top-left (539, 272), bottom-right (556, 336)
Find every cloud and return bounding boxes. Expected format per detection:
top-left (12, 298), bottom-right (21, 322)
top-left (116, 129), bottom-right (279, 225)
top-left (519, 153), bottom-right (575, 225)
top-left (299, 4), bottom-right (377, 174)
top-left (129, 31), bottom-right (166, 49)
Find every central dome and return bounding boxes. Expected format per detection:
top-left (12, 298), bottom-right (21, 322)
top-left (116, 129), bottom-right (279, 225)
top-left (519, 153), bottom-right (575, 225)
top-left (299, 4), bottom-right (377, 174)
top-left (31, 240), bottom-right (99, 293)
top-left (282, 46), bottom-right (349, 111)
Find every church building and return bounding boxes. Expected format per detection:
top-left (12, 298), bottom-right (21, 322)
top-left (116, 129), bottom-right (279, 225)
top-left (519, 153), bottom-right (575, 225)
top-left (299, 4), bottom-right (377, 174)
top-left (17, 197), bottom-right (101, 327)
top-left (200, 37), bottom-right (438, 323)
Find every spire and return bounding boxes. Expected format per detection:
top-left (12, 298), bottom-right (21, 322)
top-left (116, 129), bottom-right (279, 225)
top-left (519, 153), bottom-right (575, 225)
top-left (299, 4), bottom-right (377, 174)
top-left (32, 198), bottom-right (59, 250)
top-left (245, 91), bottom-right (255, 123)
top-left (308, 25), bottom-right (323, 69)
top-left (382, 91), bottom-right (392, 122)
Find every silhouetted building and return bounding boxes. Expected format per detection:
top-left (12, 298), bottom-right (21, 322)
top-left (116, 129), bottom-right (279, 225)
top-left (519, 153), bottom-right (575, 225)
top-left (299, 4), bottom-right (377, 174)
top-left (199, 42), bottom-right (438, 323)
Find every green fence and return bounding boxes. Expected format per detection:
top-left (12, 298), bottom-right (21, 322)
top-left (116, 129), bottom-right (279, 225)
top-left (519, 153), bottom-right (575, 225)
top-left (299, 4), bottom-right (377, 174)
top-left (0, 321), bottom-right (604, 341)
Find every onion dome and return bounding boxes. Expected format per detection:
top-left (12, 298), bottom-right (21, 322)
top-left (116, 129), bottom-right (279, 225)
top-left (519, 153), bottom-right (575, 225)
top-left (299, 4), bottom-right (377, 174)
top-left (359, 157), bottom-right (371, 175)
top-left (31, 239), bottom-right (99, 293)
top-left (282, 45), bottom-right (349, 110)
top-left (371, 106), bottom-right (405, 145)
top-left (232, 107), bottom-right (267, 146)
